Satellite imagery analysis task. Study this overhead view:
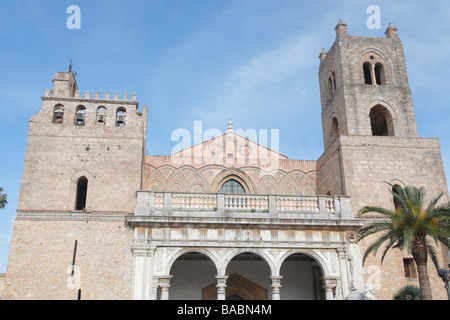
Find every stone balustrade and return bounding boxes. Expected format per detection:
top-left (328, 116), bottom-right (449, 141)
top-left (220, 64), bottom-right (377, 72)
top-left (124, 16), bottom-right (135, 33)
top-left (134, 191), bottom-right (355, 220)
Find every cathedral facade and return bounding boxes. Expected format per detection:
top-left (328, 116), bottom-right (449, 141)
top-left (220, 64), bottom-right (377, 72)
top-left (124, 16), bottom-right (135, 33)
top-left (2, 21), bottom-right (449, 300)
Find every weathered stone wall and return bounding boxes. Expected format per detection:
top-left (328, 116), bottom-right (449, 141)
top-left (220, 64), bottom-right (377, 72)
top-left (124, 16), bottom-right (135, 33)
top-left (317, 137), bottom-right (345, 196)
top-left (3, 217), bottom-right (133, 300)
top-left (339, 135), bottom-right (449, 212)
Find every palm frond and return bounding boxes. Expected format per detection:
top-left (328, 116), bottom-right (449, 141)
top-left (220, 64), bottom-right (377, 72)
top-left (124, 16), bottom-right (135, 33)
top-left (358, 206), bottom-right (395, 217)
top-left (357, 220), bottom-right (392, 241)
top-left (426, 192), bottom-right (444, 212)
top-left (361, 231), bottom-right (395, 266)
top-left (380, 237), bottom-right (401, 264)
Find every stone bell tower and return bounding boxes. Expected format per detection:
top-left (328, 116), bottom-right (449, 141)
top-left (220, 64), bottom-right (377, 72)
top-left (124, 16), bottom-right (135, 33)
top-left (3, 68), bottom-right (148, 299)
top-left (17, 69), bottom-right (148, 212)
top-left (317, 20), bottom-right (448, 210)
top-left (317, 20), bottom-right (449, 299)
top-left (318, 20), bottom-right (419, 151)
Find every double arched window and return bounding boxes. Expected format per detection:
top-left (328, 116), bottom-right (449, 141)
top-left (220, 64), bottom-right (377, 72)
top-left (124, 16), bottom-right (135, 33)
top-left (362, 56), bottom-right (386, 86)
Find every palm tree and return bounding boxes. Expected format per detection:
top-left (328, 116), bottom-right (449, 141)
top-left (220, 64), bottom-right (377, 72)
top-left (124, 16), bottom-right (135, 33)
top-left (0, 187), bottom-right (7, 209)
top-left (357, 185), bottom-right (450, 300)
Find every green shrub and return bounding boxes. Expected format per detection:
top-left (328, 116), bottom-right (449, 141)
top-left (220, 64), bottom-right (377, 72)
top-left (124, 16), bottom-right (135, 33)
top-left (393, 285), bottom-right (421, 300)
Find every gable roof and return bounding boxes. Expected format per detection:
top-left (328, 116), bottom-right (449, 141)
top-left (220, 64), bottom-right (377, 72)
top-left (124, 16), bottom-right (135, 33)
top-left (171, 121), bottom-right (288, 163)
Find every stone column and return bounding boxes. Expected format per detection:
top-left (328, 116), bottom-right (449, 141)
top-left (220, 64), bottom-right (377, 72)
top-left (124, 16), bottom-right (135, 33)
top-left (337, 248), bottom-right (349, 298)
top-left (216, 275), bottom-right (228, 300)
top-left (321, 277), bottom-right (337, 300)
top-left (131, 245), bottom-right (153, 300)
top-left (269, 276), bottom-right (283, 300)
top-left (159, 276), bottom-right (172, 300)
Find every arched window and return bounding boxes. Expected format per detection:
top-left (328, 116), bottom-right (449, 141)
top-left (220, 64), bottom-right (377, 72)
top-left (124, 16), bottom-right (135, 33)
top-left (75, 106), bottom-right (86, 126)
top-left (220, 179), bottom-right (246, 194)
top-left (75, 176), bottom-right (88, 210)
top-left (116, 107), bottom-right (126, 127)
top-left (328, 72), bottom-right (337, 100)
top-left (374, 63), bottom-right (385, 85)
top-left (363, 62), bottom-right (372, 85)
top-left (330, 117), bottom-right (339, 140)
top-left (369, 105), bottom-right (394, 136)
top-left (97, 107), bottom-right (106, 124)
top-left (53, 105), bottom-right (64, 123)
top-left (328, 77), bottom-right (333, 99)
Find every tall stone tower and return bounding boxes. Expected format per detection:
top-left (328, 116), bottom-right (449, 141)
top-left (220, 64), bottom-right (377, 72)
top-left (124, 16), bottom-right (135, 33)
top-left (3, 69), bottom-right (148, 299)
top-left (18, 69), bottom-right (147, 212)
top-left (318, 20), bottom-right (418, 150)
top-left (317, 21), bottom-right (450, 295)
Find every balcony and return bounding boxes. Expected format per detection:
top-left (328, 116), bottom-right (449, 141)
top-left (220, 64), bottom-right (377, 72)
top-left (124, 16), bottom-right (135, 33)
top-left (131, 191), bottom-right (355, 222)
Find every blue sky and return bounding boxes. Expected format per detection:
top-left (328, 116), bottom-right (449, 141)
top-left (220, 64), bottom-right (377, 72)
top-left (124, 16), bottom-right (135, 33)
top-left (1, 0), bottom-right (450, 273)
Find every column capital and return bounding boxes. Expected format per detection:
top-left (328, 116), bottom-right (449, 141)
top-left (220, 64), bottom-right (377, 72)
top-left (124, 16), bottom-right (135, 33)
top-left (321, 276), bottom-right (338, 300)
top-left (269, 275), bottom-right (283, 300)
top-left (216, 275), bottom-right (229, 300)
top-left (157, 275), bottom-right (173, 287)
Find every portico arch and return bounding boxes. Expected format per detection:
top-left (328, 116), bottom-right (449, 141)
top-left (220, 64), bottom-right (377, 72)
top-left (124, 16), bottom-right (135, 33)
top-left (221, 251), bottom-right (274, 300)
top-left (167, 250), bottom-right (219, 300)
top-left (165, 248), bottom-right (220, 275)
top-left (220, 249), bottom-right (275, 276)
top-left (278, 251), bottom-right (327, 300)
top-left (275, 249), bottom-right (330, 277)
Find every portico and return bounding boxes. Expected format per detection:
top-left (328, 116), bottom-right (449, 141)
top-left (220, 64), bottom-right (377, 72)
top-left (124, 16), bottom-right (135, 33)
top-left (126, 191), bottom-right (364, 300)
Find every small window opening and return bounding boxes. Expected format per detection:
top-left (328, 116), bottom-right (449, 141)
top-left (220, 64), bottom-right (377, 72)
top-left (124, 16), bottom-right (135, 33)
top-left (375, 63), bottom-right (385, 85)
top-left (403, 258), bottom-right (417, 278)
top-left (53, 105), bottom-right (64, 123)
top-left (75, 106), bottom-right (86, 126)
top-left (330, 117), bottom-right (339, 140)
top-left (97, 107), bottom-right (106, 125)
top-left (116, 108), bottom-right (126, 127)
top-left (328, 77), bottom-right (333, 99)
top-left (75, 176), bottom-right (88, 211)
top-left (331, 71), bottom-right (336, 95)
top-left (328, 72), bottom-right (337, 100)
top-left (363, 62), bottom-right (372, 85)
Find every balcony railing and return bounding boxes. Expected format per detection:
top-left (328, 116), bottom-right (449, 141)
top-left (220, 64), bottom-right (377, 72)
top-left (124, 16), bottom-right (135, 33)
top-left (134, 191), bottom-right (355, 220)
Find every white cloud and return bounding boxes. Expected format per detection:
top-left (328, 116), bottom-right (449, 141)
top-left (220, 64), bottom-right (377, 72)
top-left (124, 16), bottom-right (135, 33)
top-left (192, 33), bottom-right (319, 126)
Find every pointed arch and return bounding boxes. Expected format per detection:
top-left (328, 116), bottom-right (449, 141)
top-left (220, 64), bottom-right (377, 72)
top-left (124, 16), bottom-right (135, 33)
top-left (211, 168), bottom-right (255, 194)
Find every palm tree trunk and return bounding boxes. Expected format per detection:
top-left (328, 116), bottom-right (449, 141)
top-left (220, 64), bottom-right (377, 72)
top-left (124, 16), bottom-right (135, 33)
top-left (412, 237), bottom-right (433, 300)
